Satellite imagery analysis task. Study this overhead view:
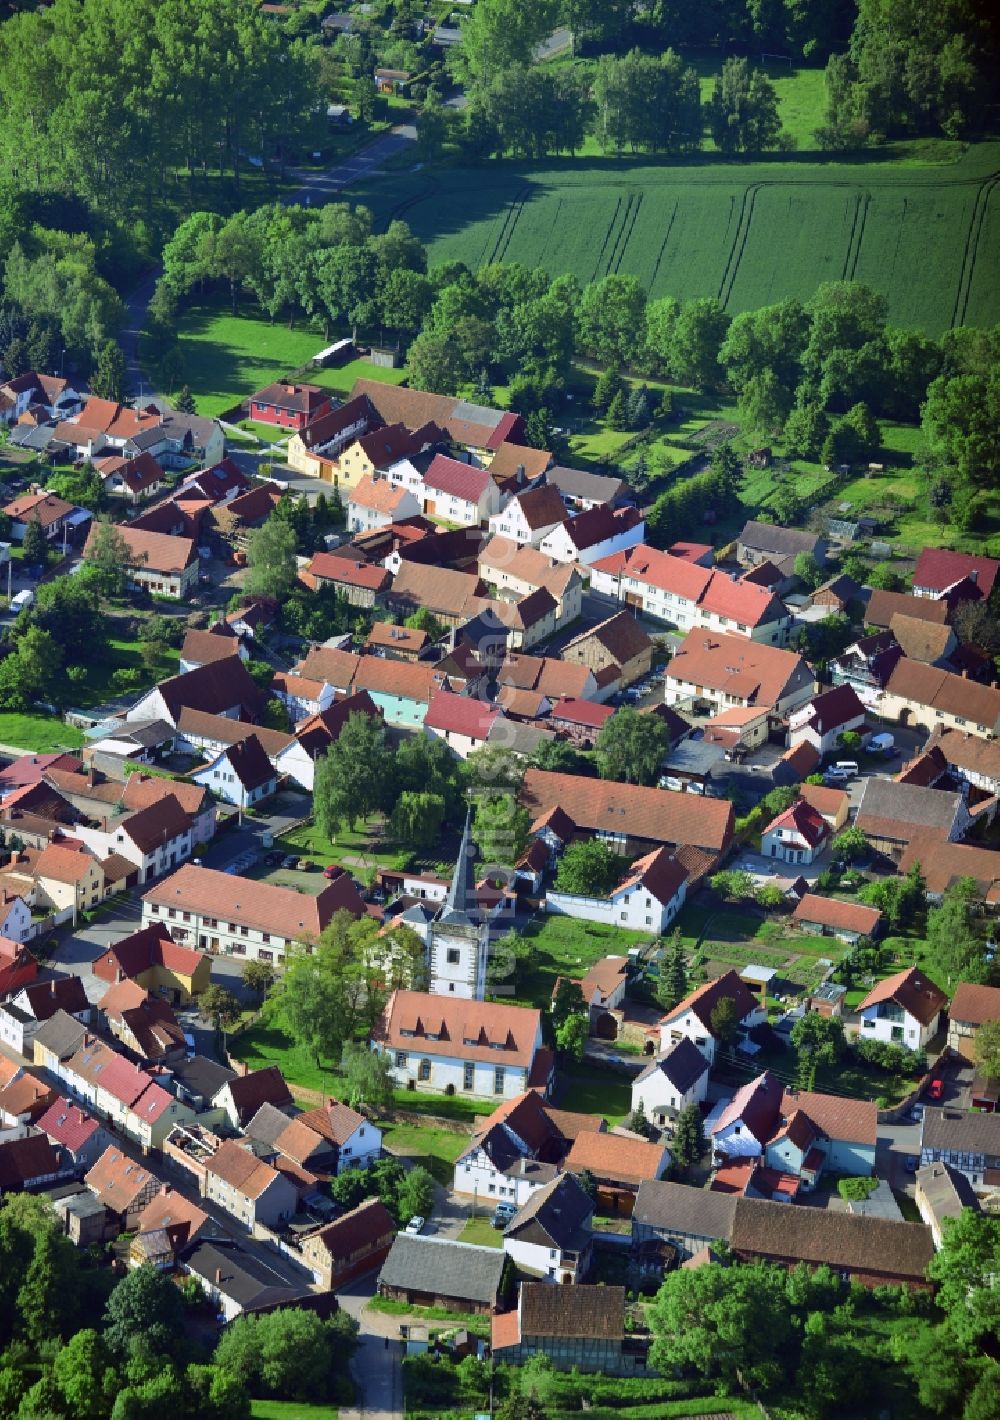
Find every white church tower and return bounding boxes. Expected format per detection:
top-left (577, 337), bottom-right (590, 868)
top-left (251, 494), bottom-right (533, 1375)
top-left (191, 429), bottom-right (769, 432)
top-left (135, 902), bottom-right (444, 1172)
top-left (427, 813), bottom-right (489, 1000)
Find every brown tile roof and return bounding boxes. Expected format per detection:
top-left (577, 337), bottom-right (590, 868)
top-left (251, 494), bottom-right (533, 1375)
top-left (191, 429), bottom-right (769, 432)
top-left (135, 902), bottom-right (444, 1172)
top-left (776, 742), bottom-right (822, 779)
top-left (615, 847), bottom-right (689, 906)
top-left (780, 1087), bottom-right (877, 1147)
top-left (857, 966), bottom-right (946, 1027)
top-left (219, 1066), bottom-right (293, 1125)
top-left (85, 1146), bottom-right (158, 1212)
top-left (500, 655), bottom-right (595, 700)
top-left (730, 1196), bottom-right (933, 1280)
top-left (668, 631), bottom-right (811, 708)
top-left (520, 768), bottom-right (734, 854)
top-left (152, 659), bottom-right (264, 721)
top-left (365, 622), bottom-right (428, 654)
top-left (562, 1130), bottom-right (666, 1186)
top-left (93, 923), bottom-right (206, 985)
top-left (3, 491), bottom-right (74, 527)
top-left (19, 976), bottom-right (89, 1020)
top-left (175, 708), bottom-right (293, 757)
top-left (180, 629), bottom-right (242, 666)
top-left (519, 1280), bottom-right (624, 1340)
top-left (348, 475), bottom-right (415, 515)
top-left (0, 1133), bottom-right (61, 1188)
top-left (390, 560), bottom-right (485, 619)
top-left (886, 658), bottom-right (1000, 733)
top-left (137, 1186), bottom-right (208, 1250)
top-left (948, 981), bottom-right (1000, 1028)
top-left (866, 589), bottom-right (950, 630)
top-left (660, 969), bottom-right (760, 1034)
top-left (297, 647), bottom-right (362, 687)
top-left (792, 893), bottom-right (882, 937)
top-left (888, 614), bottom-right (955, 665)
top-left (308, 1195), bottom-right (396, 1257)
top-left (252, 381), bottom-right (327, 415)
top-left (479, 539), bottom-right (581, 602)
top-left (85, 524), bottom-right (195, 575)
top-left (207, 1139), bottom-right (280, 1199)
top-left (764, 800), bottom-right (828, 848)
top-left (350, 379), bottom-right (509, 448)
top-left (309, 553), bottom-right (391, 592)
top-left (352, 656), bottom-right (446, 705)
top-left (929, 728), bottom-right (1000, 782)
top-left (122, 771), bottom-right (211, 819)
top-left (143, 864), bottom-right (364, 940)
top-left (898, 836), bottom-right (1000, 898)
top-left (798, 783), bottom-right (849, 820)
top-left (489, 444), bottom-right (552, 483)
top-left (297, 1099), bottom-right (367, 1146)
top-left (499, 484), bottom-right (565, 533)
top-left (0, 1072), bottom-right (55, 1120)
top-left (295, 394), bottom-right (378, 451)
top-left (216, 735), bottom-right (275, 793)
top-left (374, 989), bottom-right (541, 1069)
top-left (34, 841), bottom-right (101, 885)
top-left (563, 611), bottom-right (652, 668)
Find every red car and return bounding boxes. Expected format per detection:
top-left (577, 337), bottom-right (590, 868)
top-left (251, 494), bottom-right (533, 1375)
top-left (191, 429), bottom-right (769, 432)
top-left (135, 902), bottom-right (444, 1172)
top-left (927, 1078), bottom-right (944, 1100)
top-left (323, 865), bottom-right (341, 880)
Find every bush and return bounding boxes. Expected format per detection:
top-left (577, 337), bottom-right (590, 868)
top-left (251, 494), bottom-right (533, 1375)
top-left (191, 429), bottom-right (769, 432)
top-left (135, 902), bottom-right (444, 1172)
top-left (837, 1175), bottom-right (878, 1202)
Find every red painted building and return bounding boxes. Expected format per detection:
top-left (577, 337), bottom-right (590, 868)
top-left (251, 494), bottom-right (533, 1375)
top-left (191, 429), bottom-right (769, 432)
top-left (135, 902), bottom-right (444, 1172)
top-left (0, 935), bottom-right (38, 998)
top-left (249, 382), bottom-right (331, 431)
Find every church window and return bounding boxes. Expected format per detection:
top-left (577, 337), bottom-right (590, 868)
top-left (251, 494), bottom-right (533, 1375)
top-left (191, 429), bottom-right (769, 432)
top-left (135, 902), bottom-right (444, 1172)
top-left (447, 948), bottom-right (461, 964)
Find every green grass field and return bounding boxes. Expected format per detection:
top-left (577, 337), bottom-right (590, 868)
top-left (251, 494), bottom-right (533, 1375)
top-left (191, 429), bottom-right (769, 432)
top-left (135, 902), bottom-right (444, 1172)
top-left (0, 714), bottom-right (85, 753)
top-left (250, 1404), bottom-right (338, 1420)
top-left (161, 303), bottom-right (409, 417)
top-left (351, 142), bottom-right (1000, 332)
top-left (509, 913), bottom-right (650, 1008)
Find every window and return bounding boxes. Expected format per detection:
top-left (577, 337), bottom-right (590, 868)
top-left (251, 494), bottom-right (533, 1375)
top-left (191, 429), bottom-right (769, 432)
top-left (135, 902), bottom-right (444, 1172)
top-left (418, 1058), bottom-right (431, 1081)
top-left (494, 1066), bottom-right (505, 1094)
top-left (463, 1063), bottom-right (474, 1091)
top-left (259, 950), bottom-right (273, 963)
top-left (446, 948), bottom-right (461, 965)
top-left (395, 1052), bottom-right (407, 1068)
top-left (262, 934), bottom-right (270, 945)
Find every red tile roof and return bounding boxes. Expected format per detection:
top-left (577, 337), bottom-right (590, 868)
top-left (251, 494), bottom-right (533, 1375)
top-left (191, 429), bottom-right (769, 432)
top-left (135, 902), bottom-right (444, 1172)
top-left (424, 453), bottom-right (493, 501)
top-left (424, 689), bottom-right (498, 740)
top-left (563, 1130), bottom-right (666, 1186)
top-left (948, 981), bottom-right (1000, 1028)
top-left (549, 697), bottom-right (614, 730)
top-left (913, 548), bottom-right (999, 599)
top-left (38, 1097), bottom-right (103, 1153)
top-left (764, 801), bottom-right (829, 848)
top-left (308, 554), bottom-right (391, 592)
top-left (857, 966), bottom-right (946, 1027)
top-left (375, 990), bottom-right (541, 1069)
top-left (792, 893), bottom-right (882, 937)
top-left (143, 864), bottom-right (364, 940)
top-left (520, 768), bottom-right (734, 854)
top-left (660, 970), bottom-right (760, 1033)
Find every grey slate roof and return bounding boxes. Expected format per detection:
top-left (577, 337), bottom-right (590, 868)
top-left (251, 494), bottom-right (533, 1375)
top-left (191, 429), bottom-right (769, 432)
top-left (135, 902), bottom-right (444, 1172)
top-left (505, 1172), bottom-right (592, 1251)
top-left (856, 779), bottom-right (963, 834)
top-left (32, 1010), bottom-right (89, 1062)
top-left (546, 466), bottom-right (624, 505)
top-left (916, 1161), bottom-right (980, 1224)
top-left (378, 1234), bottom-right (507, 1305)
top-left (922, 1106), bottom-right (1000, 1156)
top-left (169, 1054), bottom-right (236, 1103)
top-left (632, 1180), bottom-right (738, 1241)
top-left (739, 520), bottom-right (823, 557)
top-left (245, 1101), bottom-right (296, 1150)
top-left (635, 1037), bottom-right (709, 1094)
top-left (184, 1240), bottom-right (303, 1308)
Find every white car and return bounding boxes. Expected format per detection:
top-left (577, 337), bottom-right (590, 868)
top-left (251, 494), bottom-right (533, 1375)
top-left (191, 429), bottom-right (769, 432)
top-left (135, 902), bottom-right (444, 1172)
top-left (404, 1216), bottom-right (425, 1235)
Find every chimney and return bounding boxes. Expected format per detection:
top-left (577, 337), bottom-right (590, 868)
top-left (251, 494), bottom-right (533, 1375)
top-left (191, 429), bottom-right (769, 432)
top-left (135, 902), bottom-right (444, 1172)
top-left (962, 670), bottom-right (968, 679)
top-left (214, 1268), bottom-right (223, 1285)
top-left (160, 1184), bottom-right (171, 1196)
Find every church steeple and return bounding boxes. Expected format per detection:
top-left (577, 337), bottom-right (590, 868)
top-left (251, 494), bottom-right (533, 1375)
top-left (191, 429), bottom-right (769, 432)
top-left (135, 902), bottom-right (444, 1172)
top-left (438, 810), bottom-right (478, 927)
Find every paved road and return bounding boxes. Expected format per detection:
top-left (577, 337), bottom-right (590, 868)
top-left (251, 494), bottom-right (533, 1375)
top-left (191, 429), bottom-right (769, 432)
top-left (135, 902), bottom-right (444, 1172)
top-left (337, 1272), bottom-right (404, 1420)
top-left (536, 26), bottom-right (572, 60)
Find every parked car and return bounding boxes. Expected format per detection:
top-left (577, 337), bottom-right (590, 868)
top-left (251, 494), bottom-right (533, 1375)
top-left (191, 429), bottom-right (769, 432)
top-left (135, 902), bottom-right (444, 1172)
top-left (491, 1202), bottom-right (517, 1229)
top-left (264, 851), bottom-right (282, 866)
top-left (404, 1216), bottom-right (425, 1235)
top-left (904, 1155), bottom-right (919, 1173)
top-left (927, 1078), bottom-right (944, 1100)
top-left (281, 855), bottom-right (299, 870)
top-left (322, 864), bottom-right (341, 879)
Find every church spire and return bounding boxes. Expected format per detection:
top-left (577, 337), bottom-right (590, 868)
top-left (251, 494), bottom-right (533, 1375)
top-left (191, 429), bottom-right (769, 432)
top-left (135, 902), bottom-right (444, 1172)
top-left (439, 809), bottom-right (477, 925)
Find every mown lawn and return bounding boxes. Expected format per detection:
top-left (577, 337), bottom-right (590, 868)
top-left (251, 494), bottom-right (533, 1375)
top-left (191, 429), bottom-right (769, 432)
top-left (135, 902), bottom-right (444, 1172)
top-left (0, 714), bottom-right (85, 753)
top-left (457, 1216), bottom-right (504, 1247)
top-left (381, 1120), bottom-right (471, 1186)
top-left (68, 637), bottom-right (180, 710)
top-left (509, 913), bottom-right (650, 1009)
top-left (251, 1404), bottom-right (338, 1420)
top-left (555, 1065), bottom-right (632, 1124)
top-left (162, 300), bottom-right (409, 418)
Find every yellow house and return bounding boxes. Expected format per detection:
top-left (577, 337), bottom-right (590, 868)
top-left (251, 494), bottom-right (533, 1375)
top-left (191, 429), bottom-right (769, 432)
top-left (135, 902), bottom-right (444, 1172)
top-left (92, 924), bottom-right (211, 1006)
top-left (34, 842), bottom-right (106, 920)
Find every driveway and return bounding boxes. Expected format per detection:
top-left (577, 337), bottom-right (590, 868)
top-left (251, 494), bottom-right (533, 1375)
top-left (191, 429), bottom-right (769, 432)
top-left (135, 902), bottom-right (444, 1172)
top-left (337, 1272), bottom-right (404, 1420)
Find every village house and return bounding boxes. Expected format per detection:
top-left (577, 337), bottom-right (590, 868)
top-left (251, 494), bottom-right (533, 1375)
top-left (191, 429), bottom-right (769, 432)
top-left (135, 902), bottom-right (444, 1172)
top-left (31, 841), bottom-right (107, 920)
top-left (499, 653), bottom-right (598, 703)
top-left (880, 659), bottom-right (1000, 739)
top-left (502, 1172), bottom-right (594, 1283)
top-left (521, 767), bottom-right (735, 862)
top-left (37, 1096), bottom-right (113, 1175)
top-left (561, 612), bottom-right (653, 694)
top-left (0, 1133), bottom-right (64, 1193)
top-left (887, 613), bottom-right (959, 668)
top-left (374, 990), bottom-right (548, 1101)
top-left (132, 1185), bottom-right (210, 1269)
top-left (0, 1069), bottom-right (56, 1128)
top-left (73, 794), bottom-right (196, 887)
top-left (183, 1240), bottom-right (303, 1320)
top-left (0, 893), bottom-right (32, 947)
top-left (829, 631), bottom-right (905, 709)
top-left (270, 670), bottom-right (334, 724)
top-left (546, 696), bottom-right (614, 749)
top-left (479, 539), bottom-right (584, 628)
top-left (855, 779), bottom-right (969, 860)
top-left (350, 379), bottom-right (526, 466)
top-left (0, 370), bottom-right (83, 424)
top-left (347, 474), bottom-right (421, 533)
top-left (658, 971), bottom-right (766, 1066)
top-left (797, 783), bottom-right (850, 832)
top-left (546, 845), bottom-right (688, 935)
top-left (920, 1106), bottom-right (1000, 1190)
top-left (488, 484), bottom-right (567, 547)
top-left (92, 923), bottom-right (210, 1004)
top-left (856, 966), bottom-right (947, 1050)
top-left (631, 1037), bottom-right (711, 1128)
top-left (539, 503), bottom-right (644, 567)
top-left (0, 934), bottom-right (39, 998)
top-left (94, 451), bottom-right (166, 506)
top-left (378, 1234), bottom-right (509, 1314)
top-left (179, 626), bottom-right (248, 675)
top-left (274, 691), bottom-right (380, 793)
top-left (202, 1139), bottom-right (299, 1228)
top-left (84, 524), bottom-right (198, 600)
top-left (898, 838), bottom-right (1000, 906)
top-left (333, 422), bottom-right (438, 494)
top-left (562, 1130), bottom-right (670, 1214)
top-left (423, 690), bottom-right (499, 759)
top-left (351, 656), bottom-right (449, 729)
top-left (632, 1179), bottom-right (739, 1263)
top-left (388, 560), bottom-right (487, 629)
top-left (946, 983), bottom-right (1000, 1061)
top-left (98, 980), bottom-right (185, 1063)
top-left (127, 658), bottom-right (264, 729)
top-left (294, 1099), bottom-right (383, 1174)
top-left (665, 632), bottom-right (815, 717)
top-left (591, 546), bottom-right (791, 645)
top-left (736, 521), bottom-right (827, 588)
top-left (926, 729), bottom-right (1000, 798)
top-left (249, 381), bottom-right (330, 430)
top-left (914, 1161), bottom-right (980, 1248)
top-left (55, 1039), bottom-right (196, 1152)
top-left (545, 465), bottom-right (626, 512)
top-left (911, 548), bottom-right (999, 603)
top-left (191, 734), bottom-right (278, 808)
top-left (364, 622), bottom-right (430, 662)
top-left (142, 863), bottom-right (365, 964)
top-left (299, 1196), bottom-right (397, 1290)
top-left (85, 1146), bottom-right (162, 1230)
top-left (452, 1090), bottom-right (605, 1207)
top-left (3, 491), bottom-right (76, 543)
top-left (494, 1282), bottom-right (644, 1376)
top-left (787, 684), bottom-right (868, 757)
top-left (305, 552), bottom-right (392, 609)
top-left (792, 894), bottom-right (883, 944)
top-left (422, 453), bottom-right (503, 527)
top-left (213, 1067), bottom-right (294, 1131)
top-left (761, 800), bottom-right (830, 866)
top-left (285, 394), bottom-right (378, 481)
